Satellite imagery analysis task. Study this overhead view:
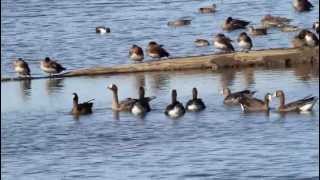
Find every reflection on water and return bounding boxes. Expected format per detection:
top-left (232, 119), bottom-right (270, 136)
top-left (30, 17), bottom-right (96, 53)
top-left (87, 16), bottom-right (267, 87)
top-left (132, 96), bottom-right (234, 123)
top-left (19, 79), bottom-right (31, 99)
top-left (149, 73), bottom-right (170, 91)
top-left (219, 68), bottom-right (236, 88)
top-left (293, 63), bottom-right (319, 81)
top-left (45, 78), bottom-right (64, 95)
top-left (243, 67), bottom-right (255, 88)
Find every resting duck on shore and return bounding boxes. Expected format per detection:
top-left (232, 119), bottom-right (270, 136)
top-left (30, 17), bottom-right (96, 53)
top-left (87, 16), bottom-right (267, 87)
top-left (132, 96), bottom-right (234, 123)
top-left (223, 17), bottom-right (250, 31)
top-left (129, 44), bottom-right (144, 61)
top-left (13, 58), bottom-right (31, 77)
top-left (186, 88), bottom-right (206, 112)
top-left (108, 84), bottom-right (136, 112)
top-left (293, 0), bottom-right (313, 12)
top-left (71, 93), bottom-right (94, 115)
top-left (213, 33), bottom-right (234, 52)
top-left (131, 86), bottom-right (156, 116)
top-left (291, 29), bottom-right (310, 47)
top-left (40, 57), bottom-right (66, 76)
top-left (238, 93), bottom-right (272, 112)
top-left (199, 4), bottom-right (217, 13)
top-left (165, 89), bottom-right (185, 118)
top-left (237, 32), bottom-right (253, 52)
top-left (221, 88), bottom-right (256, 105)
top-left (304, 31), bottom-right (319, 47)
top-left (273, 90), bottom-right (318, 112)
top-left (146, 41), bottom-right (170, 59)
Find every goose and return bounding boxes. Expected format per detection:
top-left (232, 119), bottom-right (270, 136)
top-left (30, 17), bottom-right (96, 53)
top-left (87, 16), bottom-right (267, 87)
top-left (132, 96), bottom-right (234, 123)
top-left (273, 90), bottom-right (318, 112)
top-left (96, 26), bottom-right (111, 34)
top-left (129, 44), bottom-right (144, 61)
top-left (40, 57), bottom-right (66, 76)
top-left (247, 26), bottom-right (267, 35)
top-left (304, 31), bottom-right (319, 47)
top-left (291, 29), bottom-right (310, 48)
top-left (199, 4), bottom-right (217, 13)
top-left (213, 33), bottom-right (234, 52)
top-left (293, 0), bottom-right (313, 12)
top-left (13, 58), bottom-right (31, 77)
top-left (313, 21), bottom-right (319, 34)
top-left (107, 84), bottom-right (136, 112)
top-left (237, 32), bottom-right (253, 52)
top-left (71, 93), bottom-right (94, 115)
top-left (261, 15), bottom-right (291, 28)
top-left (146, 41), bottom-right (170, 59)
top-left (221, 88), bottom-right (256, 105)
top-left (131, 86), bottom-right (156, 116)
top-left (194, 39), bottom-right (210, 47)
top-left (167, 19), bottom-right (191, 27)
top-left (165, 89), bottom-right (185, 118)
top-left (186, 88), bottom-right (206, 112)
top-left (238, 93), bottom-right (272, 112)
top-left (223, 17), bottom-right (250, 31)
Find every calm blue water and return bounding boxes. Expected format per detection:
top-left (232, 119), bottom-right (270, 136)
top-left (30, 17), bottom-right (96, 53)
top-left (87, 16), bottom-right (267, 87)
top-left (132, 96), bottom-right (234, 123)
top-left (1, 0), bottom-right (319, 179)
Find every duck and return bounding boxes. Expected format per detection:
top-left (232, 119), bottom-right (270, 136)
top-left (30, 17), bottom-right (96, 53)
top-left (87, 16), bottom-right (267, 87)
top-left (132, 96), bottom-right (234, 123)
top-left (238, 93), bottom-right (272, 112)
top-left (237, 32), bottom-right (253, 52)
top-left (107, 84), bottom-right (137, 112)
top-left (165, 89), bottom-right (185, 118)
top-left (167, 19), bottom-right (191, 27)
top-left (261, 15), bottom-right (291, 28)
top-left (223, 17), bottom-right (250, 31)
top-left (278, 24), bottom-right (300, 32)
top-left (313, 21), bottom-right (319, 34)
top-left (146, 41), bottom-right (170, 59)
top-left (273, 90), bottom-right (318, 112)
top-left (40, 57), bottom-right (66, 76)
top-left (291, 29), bottom-right (310, 48)
top-left (199, 4), bottom-right (217, 13)
top-left (213, 33), bottom-right (235, 52)
top-left (293, 0), bottom-right (313, 12)
top-left (221, 88), bottom-right (256, 105)
top-left (247, 26), bottom-right (267, 35)
top-left (129, 44), bottom-right (144, 61)
top-left (194, 39), bottom-right (210, 47)
top-left (304, 31), bottom-right (319, 47)
top-left (71, 93), bottom-right (94, 115)
top-left (96, 26), bottom-right (111, 34)
top-left (13, 58), bottom-right (31, 77)
top-left (185, 88), bottom-right (206, 112)
top-left (131, 86), bottom-right (156, 116)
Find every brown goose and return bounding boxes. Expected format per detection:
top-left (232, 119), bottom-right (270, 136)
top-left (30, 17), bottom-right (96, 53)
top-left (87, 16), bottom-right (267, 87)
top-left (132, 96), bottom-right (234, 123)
top-left (304, 31), bottom-right (319, 47)
top-left (40, 57), bottom-right (66, 76)
top-left (165, 89), bottom-right (185, 118)
top-left (13, 58), bottom-right (31, 77)
top-left (273, 90), bottom-right (318, 112)
top-left (167, 19), bottom-right (191, 27)
top-left (223, 17), bottom-right (250, 31)
top-left (146, 41), bottom-right (170, 59)
top-left (199, 4), bottom-right (217, 13)
top-left (247, 26), bottom-right (267, 35)
top-left (221, 88), bottom-right (256, 105)
top-left (129, 44), bottom-right (144, 61)
top-left (194, 39), bottom-right (210, 47)
top-left (293, 0), bottom-right (313, 12)
top-left (185, 88), bottom-right (206, 112)
top-left (108, 84), bottom-right (136, 112)
top-left (96, 26), bottom-right (111, 34)
top-left (237, 32), bottom-right (253, 52)
top-left (238, 93), bottom-right (272, 112)
top-left (131, 86), bottom-right (156, 116)
top-left (71, 93), bottom-right (94, 115)
top-left (261, 15), bottom-right (291, 28)
top-left (313, 21), bottom-right (319, 34)
top-left (213, 33), bottom-right (234, 52)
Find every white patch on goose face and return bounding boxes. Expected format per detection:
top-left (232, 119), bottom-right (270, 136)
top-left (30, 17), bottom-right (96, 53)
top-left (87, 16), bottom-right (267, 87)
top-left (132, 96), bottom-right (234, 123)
top-left (131, 105), bottom-right (143, 115)
top-left (168, 106), bottom-right (181, 118)
top-left (214, 41), bottom-right (227, 49)
top-left (299, 103), bottom-right (314, 112)
top-left (240, 104), bottom-right (245, 111)
top-left (108, 84), bottom-right (115, 89)
top-left (187, 104), bottom-right (198, 111)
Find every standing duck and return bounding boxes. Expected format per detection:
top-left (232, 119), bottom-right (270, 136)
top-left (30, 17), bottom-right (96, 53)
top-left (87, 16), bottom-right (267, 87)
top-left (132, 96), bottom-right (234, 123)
top-left (238, 93), bottom-right (272, 112)
top-left (213, 34), bottom-right (234, 52)
top-left (304, 31), bottom-right (319, 47)
top-left (186, 88), bottom-right (206, 112)
top-left (146, 41), bottom-right (170, 59)
top-left (237, 32), bottom-right (253, 52)
top-left (313, 21), bottom-right (319, 34)
top-left (13, 58), bottom-right (31, 77)
top-left (71, 93), bottom-right (94, 115)
top-left (40, 57), bottom-right (66, 76)
top-left (199, 4), bottom-right (217, 13)
top-left (107, 84), bottom-right (136, 112)
top-left (261, 15), bottom-right (291, 28)
top-left (273, 90), bottom-right (318, 112)
top-left (96, 26), bottom-right (111, 34)
top-left (221, 88), bottom-right (256, 105)
top-left (131, 86), bottom-right (156, 116)
top-left (223, 17), bottom-right (250, 31)
top-left (293, 0), bottom-right (313, 12)
top-left (165, 89), bottom-right (185, 118)
top-left (129, 44), bottom-right (144, 61)
top-left (247, 26), bottom-right (267, 36)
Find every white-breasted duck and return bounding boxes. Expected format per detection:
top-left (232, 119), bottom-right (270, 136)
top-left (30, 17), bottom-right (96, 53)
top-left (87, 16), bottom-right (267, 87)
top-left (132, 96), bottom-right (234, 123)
top-left (13, 58), bottom-right (31, 77)
top-left (131, 86), bottom-right (156, 116)
top-left (247, 26), bottom-right (267, 36)
top-left (199, 4), bottom-right (217, 13)
top-left (129, 44), bottom-right (144, 61)
top-left (223, 17), bottom-right (250, 31)
top-left (165, 89), bottom-right (185, 118)
top-left (293, 0), bottom-right (313, 12)
top-left (221, 88), bottom-right (256, 105)
top-left (185, 88), bottom-right (206, 112)
top-left (273, 90), bottom-right (318, 112)
top-left (237, 32), bottom-right (253, 52)
top-left (304, 31), bottom-right (319, 47)
top-left (146, 41), bottom-right (170, 59)
top-left (71, 93), bottom-right (94, 115)
top-left (40, 57), bottom-right (66, 76)
top-left (238, 93), bottom-right (272, 112)
top-left (96, 26), bottom-right (111, 34)
top-left (194, 39), bottom-right (210, 47)
top-left (108, 84), bottom-right (136, 112)
top-left (213, 33), bottom-right (234, 52)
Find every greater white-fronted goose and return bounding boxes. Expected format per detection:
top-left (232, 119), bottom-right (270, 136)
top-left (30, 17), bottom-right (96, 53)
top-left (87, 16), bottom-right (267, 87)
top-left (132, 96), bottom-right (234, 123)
top-left (304, 31), bottom-right (319, 47)
top-left (223, 17), bottom-right (250, 31)
top-left (13, 58), bottom-right (31, 77)
top-left (237, 32), bottom-right (252, 52)
top-left (131, 86), bottom-right (156, 116)
top-left (167, 19), bottom-right (191, 27)
top-left (194, 39), bottom-right (210, 47)
top-left (96, 26), bottom-right (111, 34)
top-left (247, 26), bottom-right (267, 36)
top-left (273, 90), bottom-right (318, 112)
top-left (40, 57), bottom-right (66, 76)
top-left (238, 93), bottom-right (272, 112)
top-left (108, 84), bottom-right (136, 112)
top-left (165, 89), bottom-right (185, 118)
top-left (129, 44), bottom-right (144, 61)
top-left (199, 4), bottom-right (217, 13)
top-left (293, 0), bottom-right (313, 12)
top-left (71, 93), bottom-right (94, 115)
top-left (146, 41), bottom-right (170, 59)
top-left (261, 15), bottom-right (291, 28)
top-left (313, 21), bottom-right (319, 34)
top-left (186, 88), bottom-right (206, 112)
top-left (222, 88), bottom-right (256, 105)
top-left (213, 33), bottom-right (234, 52)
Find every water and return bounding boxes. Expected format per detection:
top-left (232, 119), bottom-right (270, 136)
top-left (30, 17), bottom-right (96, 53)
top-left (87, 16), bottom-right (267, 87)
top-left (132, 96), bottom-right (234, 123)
top-left (1, 0), bottom-right (319, 179)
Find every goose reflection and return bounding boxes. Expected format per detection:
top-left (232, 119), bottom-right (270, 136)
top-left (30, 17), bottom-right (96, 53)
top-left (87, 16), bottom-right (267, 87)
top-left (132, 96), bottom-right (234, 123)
top-left (219, 68), bottom-right (236, 88)
top-left (149, 72), bottom-right (170, 91)
top-left (45, 78), bottom-right (64, 95)
top-left (19, 79), bottom-right (32, 99)
top-left (242, 67), bottom-right (255, 88)
top-left (293, 63), bottom-right (319, 81)
top-left (133, 73), bottom-right (146, 90)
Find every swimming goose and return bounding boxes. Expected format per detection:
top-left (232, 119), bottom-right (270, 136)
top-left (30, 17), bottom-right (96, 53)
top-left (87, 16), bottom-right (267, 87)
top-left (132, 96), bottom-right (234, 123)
top-left (304, 31), bottom-right (319, 47)
top-left (71, 93), bottom-right (94, 115)
top-left (146, 41), bottom-right (170, 59)
top-left (167, 19), bottom-right (191, 27)
top-left (273, 90), bottom-right (318, 112)
top-left (199, 4), bottom-right (217, 13)
top-left (223, 17), bottom-right (250, 31)
top-left (165, 89), bottom-right (185, 118)
top-left (194, 39), bottom-right (210, 47)
top-left (221, 88), bottom-right (256, 105)
top-left (247, 26), bottom-right (267, 35)
top-left (313, 21), bottom-right (319, 34)
top-left (238, 93), bottom-right (272, 112)
top-left (213, 33), bottom-right (234, 52)
top-left (237, 32), bottom-right (253, 52)
top-left (186, 88), bottom-right (206, 112)
top-left (13, 58), bottom-right (31, 77)
top-left (129, 44), bottom-right (144, 61)
top-left (293, 0), bottom-right (313, 12)
top-left (96, 26), bottom-right (111, 34)
top-left (108, 84), bottom-right (136, 112)
top-left (131, 86), bottom-right (156, 116)
top-left (261, 15), bottom-right (291, 28)
top-left (40, 57), bottom-right (66, 76)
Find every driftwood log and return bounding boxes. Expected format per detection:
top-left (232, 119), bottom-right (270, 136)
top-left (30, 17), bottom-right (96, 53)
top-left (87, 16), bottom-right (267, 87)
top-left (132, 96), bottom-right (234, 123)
top-left (2, 47), bottom-right (319, 82)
